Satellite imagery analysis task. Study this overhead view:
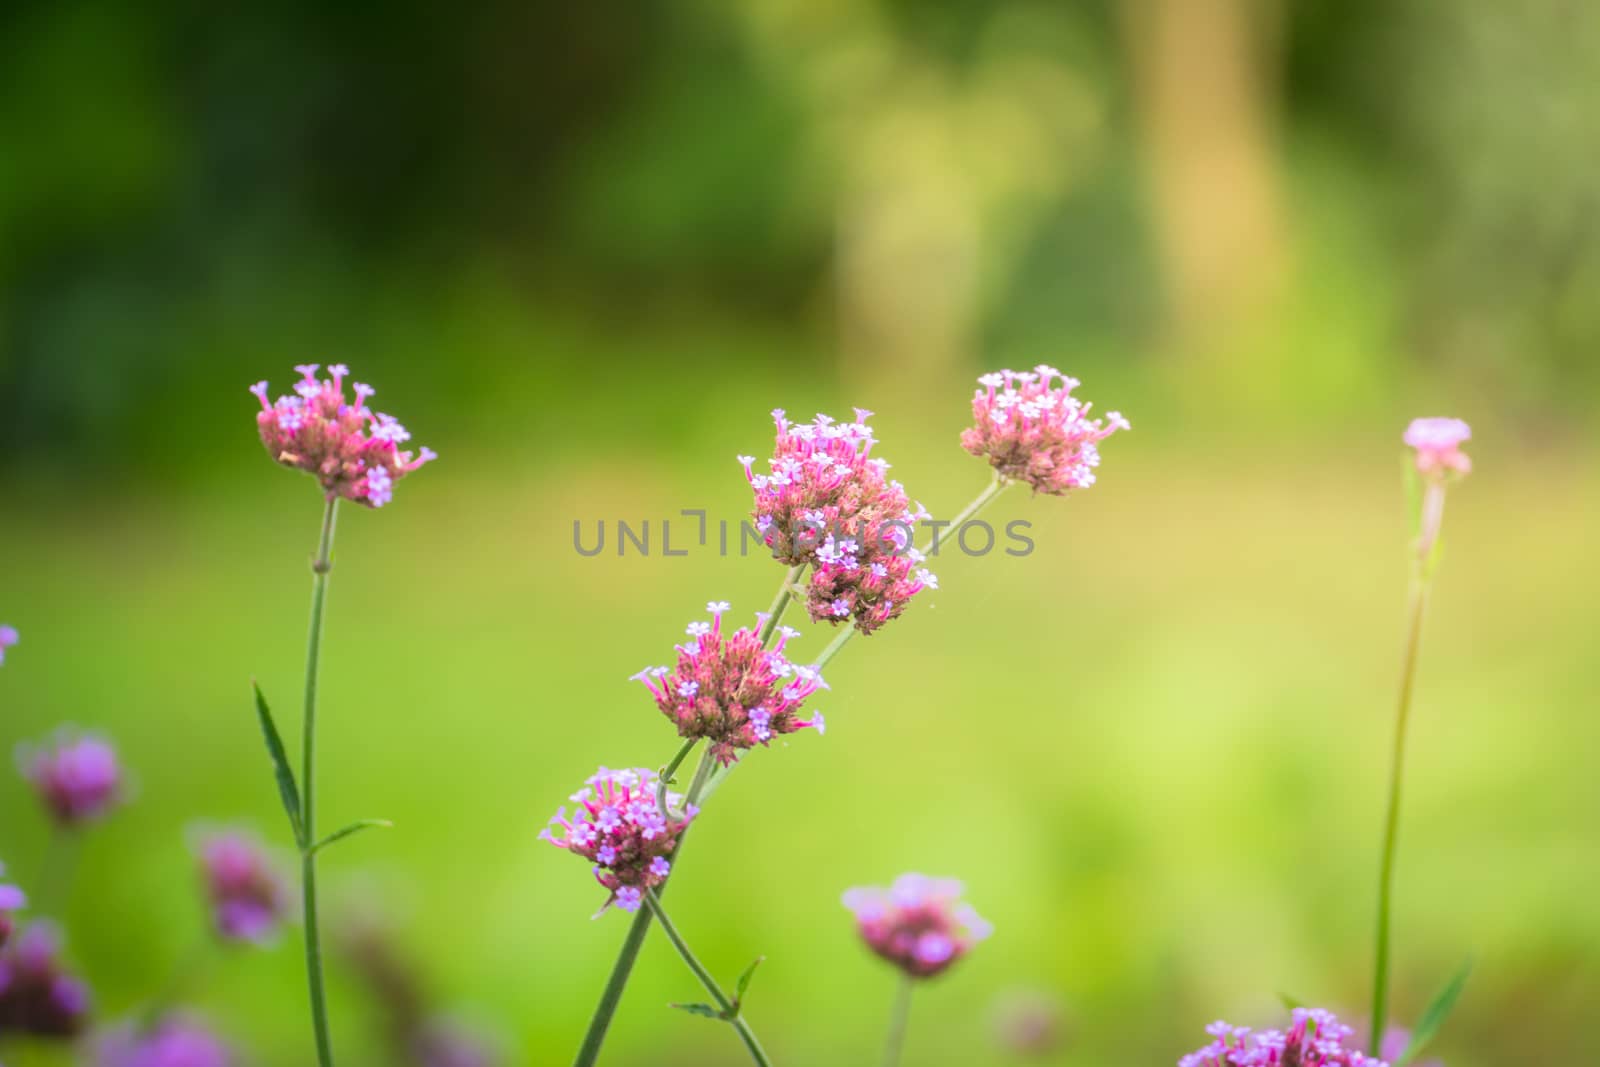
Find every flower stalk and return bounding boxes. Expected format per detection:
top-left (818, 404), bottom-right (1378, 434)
top-left (301, 494), bottom-right (339, 1067)
top-left (881, 974), bottom-right (914, 1067)
top-left (643, 891), bottom-right (773, 1067)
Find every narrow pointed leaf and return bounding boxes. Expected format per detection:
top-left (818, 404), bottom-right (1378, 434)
top-left (309, 819), bottom-right (394, 856)
top-left (669, 1002), bottom-right (725, 1021)
top-left (252, 682), bottom-right (303, 846)
top-left (1395, 957), bottom-right (1473, 1067)
top-left (736, 956), bottom-right (765, 1002)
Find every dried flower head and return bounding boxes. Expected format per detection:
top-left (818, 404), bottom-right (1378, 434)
top-left (540, 767), bottom-right (696, 915)
top-left (95, 1014), bottom-right (233, 1067)
top-left (0, 921), bottom-right (92, 1037)
top-left (1403, 417), bottom-right (1471, 479)
top-left (1179, 1009), bottom-right (1388, 1067)
top-left (250, 364), bottom-right (435, 508)
top-left (961, 367), bottom-right (1128, 495)
top-left (0, 624), bottom-right (18, 666)
top-left (0, 861), bottom-right (25, 949)
top-left (842, 873), bottom-right (992, 979)
top-left (194, 830), bottom-right (290, 945)
top-left (634, 603), bottom-right (826, 765)
top-left (18, 730), bottom-right (125, 828)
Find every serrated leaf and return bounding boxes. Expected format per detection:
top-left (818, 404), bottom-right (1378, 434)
top-left (253, 682), bottom-right (303, 846)
top-left (735, 956), bottom-right (765, 1002)
top-left (1394, 957), bottom-right (1473, 1067)
top-left (309, 819), bottom-right (394, 856)
top-left (669, 1002), bottom-right (725, 1021)
top-left (1277, 991), bottom-right (1305, 1011)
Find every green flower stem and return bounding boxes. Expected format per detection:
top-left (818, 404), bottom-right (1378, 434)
top-left (1370, 481), bottom-right (1445, 1055)
top-left (301, 495), bottom-right (340, 1067)
top-left (643, 891), bottom-right (774, 1066)
top-left (758, 563), bottom-right (807, 647)
top-left (881, 974), bottom-right (914, 1067)
top-left (35, 826), bottom-right (80, 917)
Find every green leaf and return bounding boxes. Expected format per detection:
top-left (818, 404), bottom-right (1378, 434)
top-left (669, 1002), bottom-right (726, 1021)
top-left (735, 956), bottom-right (765, 1003)
top-left (308, 819), bottom-right (394, 856)
top-left (1394, 956), bottom-right (1474, 1067)
top-left (1277, 991), bottom-right (1305, 1011)
top-left (252, 682), bottom-right (303, 846)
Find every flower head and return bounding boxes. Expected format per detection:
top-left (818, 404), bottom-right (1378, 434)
top-left (250, 365), bottom-right (435, 508)
top-left (961, 367), bottom-right (1128, 495)
top-left (194, 830), bottom-right (290, 944)
top-left (991, 988), bottom-right (1067, 1057)
top-left (0, 861), bottom-right (25, 949)
top-left (18, 730), bottom-right (125, 828)
top-left (0, 921), bottom-right (92, 1037)
top-left (842, 873), bottom-right (992, 979)
top-left (0, 624), bottom-right (17, 666)
top-left (635, 606), bottom-right (826, 765)
top-left (743, 410), bottom-right (936, 633)
top-left (1403, 417), bottom-right (1471, 479)
top-left (1178, 1009), bottom-right (1387, 1067)
top-left (540, 767), bottom-right (695, 915)
top-left (412, 1019), bottom-right (501, 1067)
top-left (95, 1014), bottom-right (233, 1067)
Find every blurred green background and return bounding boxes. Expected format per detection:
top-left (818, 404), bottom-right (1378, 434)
top-left (2, 0), bottom-right (1597, 1063)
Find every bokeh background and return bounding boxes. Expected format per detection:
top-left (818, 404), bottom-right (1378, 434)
top-left (2, 1), bottom-right (1598, 1064)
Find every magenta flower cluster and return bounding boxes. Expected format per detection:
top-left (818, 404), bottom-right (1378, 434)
top-left (634, 603), bottom-right (827, 766)
top-left (250, 363), bottom-right (435, 508)
top-left (1179, 1010), bottom-right (1388, 1067)
top-left (18, 731), bottom-right (125, 827)
top-left (1403, 417), bottom-right (1471, 479)
top-left (741, 409), bottom-right (936, 635)
top-left (0, 922), bottom-right (92, 1037)
top-left (539, 767), bottom-right (696, 914)
top-left (961, 366), bottom-right (1129, 495)
top-left (842, 874), bottom-right (993, 979)
top-left (195, 831), bottom-right (290, 945)
top-left (0, 624), bottom-right (18, 666)
top-left (96, 1015), bottom-right (233, 1067)
top-left (0, 861), bottom-right (24, 949)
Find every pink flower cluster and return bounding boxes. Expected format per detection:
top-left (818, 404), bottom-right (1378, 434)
top-left (0, 861), bottom-right (24, 949)
top-left (96, 1015), bottom-right (233, 1067)
top-left (960, 367), bottom-right (1128, 495)
top-left (741, 410), bottom-right (936, 635)
top-left (634, 603), bottom-right (826, 766)
top-left (1403, 417), bottom-right (1471, 479)
top-left (0, 624), bottom-right (17, 666)
top-left (195, 831), bottom-right (289, 945)
top-left (842, 873), bottom-right (992, 979)
top-left (250, 364), bottom-right (435, 508)
top-left (0, 922), bottom-right (92, 1037)
top-left (1179, 1010), bottom-right (1388, 1067)
top-left (539, 768), bottom-right (696, 915)
top-left (18, 731), bottom-right (124, 828)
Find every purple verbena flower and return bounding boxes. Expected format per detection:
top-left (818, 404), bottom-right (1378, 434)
top-left (961, 367), bottom-right (1128, 495)
top-left (0, 921), bottom-right (92, 1037)
top-left (0, 861), bottom-right (25, 950)
top-left (1403, 417), bottom-right (1471, 479)
top-left (540, 768), bottom-right (695, 915)
top-left (194, 830), bottom-right (290, 945)
top-left (95, 1014), bottom-right (233, 1067)
top-left (634, 606), bottom-right (826, 765)
top-left (411, 1018), bottom-right (501, 1067)
top-left (0, 624), bottom-right (18, 666)
top-left (18, 730), bottom-right (125, 828)
top-left (842, 873), bottom-right (992, 979)
top-left (1178, 1009), bottom-right (1388, 1067)
top-left (250, 365), bottom-right (436, 508)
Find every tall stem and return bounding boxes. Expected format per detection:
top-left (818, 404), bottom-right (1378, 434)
top-left (1370, 482), bottom-right (1443, 1055)
top-left (881, 974), bottom-right (914, 1067)
top-left (643, 892), bottom-right (773, 1067)
top-left (301, 495), bottom-right (340, 1067)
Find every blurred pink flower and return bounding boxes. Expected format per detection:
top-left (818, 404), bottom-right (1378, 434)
top-left (1179, 1009), bottom-right (1387, 1067)
top-left (18, 730), bottom-right (125, 828)
top-left (539, 768), bottom-right (695, 915)
top-left (194, 830), bottom-right (290, 945)
top-left (96, 1014), bottom-right (233, 1067)
top-left (0, 624), bottom-right (18, 666)
top-left (0, 861), bottom-right (25, 949)
top-left (250, 363), bottom-right (435, 508)
top-left (961, 367), bottom-right (1128, 495)
top-left (1403, 417), bottom-right (1471, 478)
top-left (842, 874), bottom-right (992, 979)
top-left (0, 921), bottom-right (92, 1037)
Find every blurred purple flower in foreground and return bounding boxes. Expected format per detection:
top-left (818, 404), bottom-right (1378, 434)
top-left (195, 830), bottom-right (290, 944)
top-left (412, 1019), bottom-right (500, 1067)
top-left (1403, 417), bottom-right (1471, 479)
top-left (18, 730), bottom-right (125, 827)
top-left (961, 367), bottom-right (1128, 495)
top-left (0, 625), bottom-right (18, 666)
top-left (96, 1014), bottom-right (233, 1067)
top-left (991, 988), bottom-right (1067, 1057)
top-left (0, 862), bottom-right (25, 949)
top-left (250, 363), bottom-right (435, 508)
top-left (1179, 1009), bottom-right (1387, 1067)
top-left (842, 874), bottom-right (992, 979)
top-left (540, 767), bottom-right (695, 915)
top-left (0, 921), bottom-right (92, 1037)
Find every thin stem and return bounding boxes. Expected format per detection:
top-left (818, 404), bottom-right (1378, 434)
top-left (301, 495), bottom-right (340, 1067)
top-left (881, 974), bottom-right (914, 1067)
top-left (1370, 504), bottom-right (1440, 1055)
top-left (758, 563), bottom-right (807, 647)
top-left (643, 892), bottom-right (773, 1067)
top-left (35, 826), bottom-right (80, 917)
top-left (657, 738), bottom-right (699, 818)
